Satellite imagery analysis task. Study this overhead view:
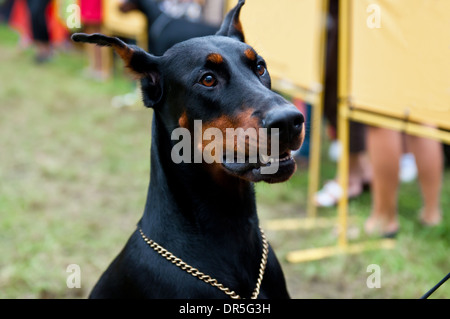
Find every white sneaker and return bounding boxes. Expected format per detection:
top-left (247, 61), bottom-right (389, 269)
top-left (399, 153), bottom-right (417, 183)
top-left (328, 140), bottom-right (341, 162)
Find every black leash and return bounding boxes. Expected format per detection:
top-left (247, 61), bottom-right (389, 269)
top-left (420, 272), bottom-right (450, 299)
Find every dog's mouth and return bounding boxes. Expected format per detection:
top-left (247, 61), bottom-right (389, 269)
top-left (221, 150), bottom-right (297, 183)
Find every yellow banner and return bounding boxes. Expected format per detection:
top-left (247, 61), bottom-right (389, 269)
top-left (348, 0), bottom-right (450, 129)
top-left (227, 0), bottom-right (326, 102)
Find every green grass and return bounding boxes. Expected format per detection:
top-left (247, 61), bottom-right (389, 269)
top-left (257, 171), bottom-right (450, 298)
top-left (0, 24), bottom-right (449, 299)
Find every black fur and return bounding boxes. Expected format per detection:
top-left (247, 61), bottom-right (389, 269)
top-left (73, 0), bottom-right (304, 299)
top-left (72, 33), bottom-right (127, 48)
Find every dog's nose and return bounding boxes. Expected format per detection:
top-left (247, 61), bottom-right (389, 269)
top-left (263, 105), bottom-right (304, 145)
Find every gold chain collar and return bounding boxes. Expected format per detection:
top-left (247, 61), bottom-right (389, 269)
top-left (138, 227), bottom-right (269, 299)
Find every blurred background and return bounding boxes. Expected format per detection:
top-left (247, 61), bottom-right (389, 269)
top-left (0, 0), bottom-right (449, 299)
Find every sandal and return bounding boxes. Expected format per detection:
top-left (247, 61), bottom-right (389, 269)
top-left (314, 179), bottom-right (369, 208)
top-left (364, 217), bottom-right (400, 238)
top-left (419, 209), bottom-right (442, 227)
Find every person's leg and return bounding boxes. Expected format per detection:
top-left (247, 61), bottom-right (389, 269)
top-left (406, 135), bottom-right (443, 225)
top-left (348, 122), bottom-right (371, 196)
top-left (27, 0), bottom-right (52, 62)
top-left (83, 24), bottom-right (108, 80)
top-left (365, 127), bottom-right (401, 235)
top-left (347, 153), bottom-right (365, 197)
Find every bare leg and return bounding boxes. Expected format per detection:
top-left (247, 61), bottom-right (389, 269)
top-left (34, 40), bottom-right (53, 63)
top-left (365, 127), bottom-right (400, 235)
top-left (406, 135), bottom-right (443, 225)
top-left (359, 152), bottom-right (373, 184)
top-left (84, 24), bottom-right (106, 80)
top-left (347, 152), bottom-right (371, 197)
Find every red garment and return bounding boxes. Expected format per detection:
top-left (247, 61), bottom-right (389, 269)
top-left (80, 0), bottom-right (102, 24)
top-left (9, 0), bottom-right (68, 45)
top-left (293, 98), bottom-right (306, 115)
top-left (9, 0), bottom-right (32, 41)
top-left (46, 1), bottom-right (68, 44)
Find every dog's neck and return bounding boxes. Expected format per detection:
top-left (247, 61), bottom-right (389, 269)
top-left (139, 113), bottom-right (259, 241)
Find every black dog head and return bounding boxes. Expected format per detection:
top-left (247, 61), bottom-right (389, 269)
top-left (72, 0), bottom-right (304, 184)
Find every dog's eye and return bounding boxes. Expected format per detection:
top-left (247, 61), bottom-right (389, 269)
top-left (256, 63), bottom-right (266, 76)
top-left (200, 74), bottom-right (217, 87)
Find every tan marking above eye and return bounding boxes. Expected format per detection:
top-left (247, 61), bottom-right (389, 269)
top-left (244, 48), bottom-right (256, 61)
top-left (206, 53), bottom-right (224, 64)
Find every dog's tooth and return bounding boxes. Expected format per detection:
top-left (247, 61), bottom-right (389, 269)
top-left (279, 155), bottom-right (293, 162)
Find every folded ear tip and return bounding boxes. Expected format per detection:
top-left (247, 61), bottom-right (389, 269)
top-left (71, 33), bottom-right (87, 42)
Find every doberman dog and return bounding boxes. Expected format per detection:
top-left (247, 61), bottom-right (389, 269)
top-left (72, 0), bottom-right (304, 299)
top-left (120, 0), bottom-right (218, 55)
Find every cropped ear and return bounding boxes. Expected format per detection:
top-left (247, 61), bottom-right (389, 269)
top-left (71, 33), bottom-right (163, 108)
top-left (216, 0), bottom-right (245, 42)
